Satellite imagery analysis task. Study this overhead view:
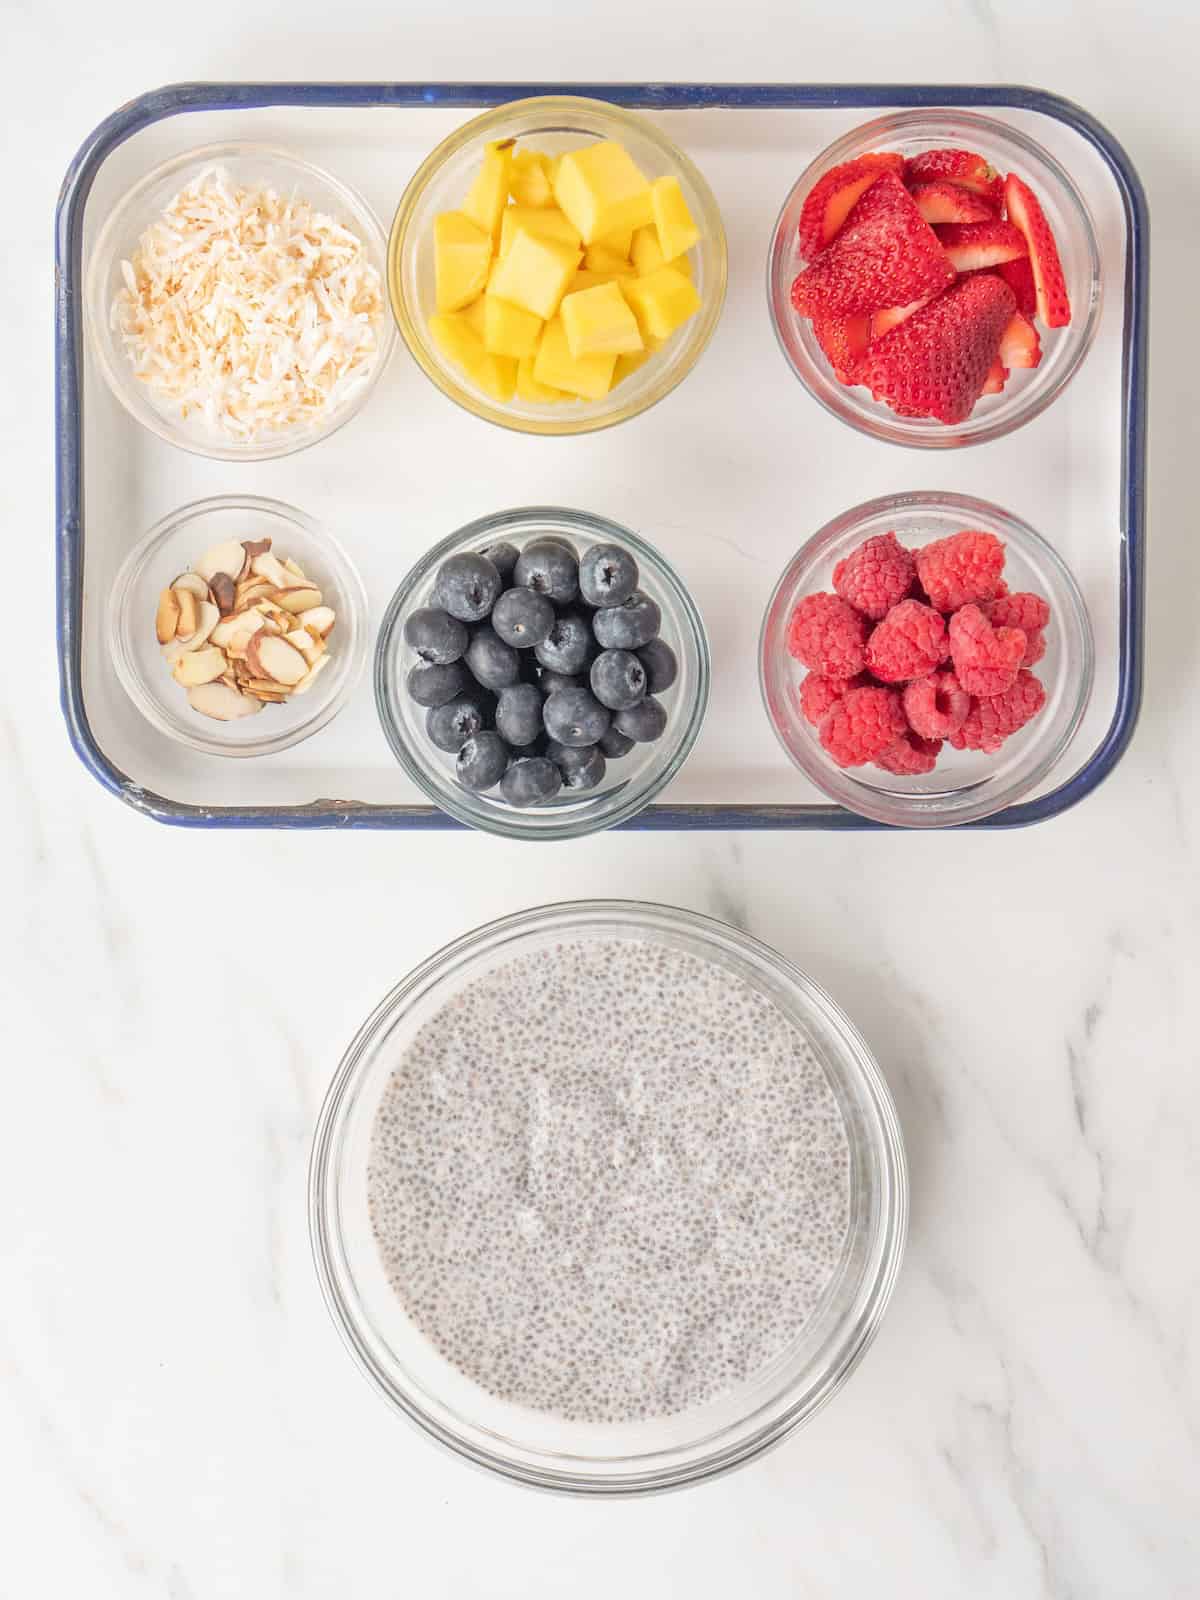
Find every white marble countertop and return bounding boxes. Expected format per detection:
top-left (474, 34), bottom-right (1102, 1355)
top-left (5, 3), bottom-right (1198, 1595)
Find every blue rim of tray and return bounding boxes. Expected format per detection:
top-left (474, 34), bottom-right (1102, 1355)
top-left (55, 83), bottom-right (1148, 831)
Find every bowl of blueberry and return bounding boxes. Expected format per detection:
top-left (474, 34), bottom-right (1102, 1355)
top-left (374, 507), bottom-right (710, 838)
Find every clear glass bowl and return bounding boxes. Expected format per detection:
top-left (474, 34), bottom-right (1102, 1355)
top-left (309, 899), bottom-right (908, 1496)
top-left (759, 491), bottom-right (1094, 826)
top-left (374, 507), bottom-right (709, 839)
top-left (109, 494), bottom-right (368, 758)
top-left (767, 110), bottom-right (1102, 448)
top-left (85, 143), bottom-right (394, 461)
top-left (388, 97), bottom-right (727, 435)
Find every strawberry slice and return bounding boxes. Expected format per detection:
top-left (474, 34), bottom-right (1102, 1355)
top-left (909, 181), bottom-right (996, 225)
top-left (995, 257), bottom-right (1038, 316)
top-left (791, 172), bottom-right (956, 319)
top-left (998, 311), bottom-right (1042, 369)
top-left (871, 296), bottom-right (932, 340)
top-left (809, 310), bottom-right (872, 384)
top-left (903, 148), bottom-right (1004, 209)
top-left (1003, 173), bottom-right (1071, 328)
top-left (982, 358), bottom-right (1009, 395)
top-left (936, 220), bottom-right (1028, 272)
top-left (857, 274), bottom-right (1017, 424)
top-left (797, 152), bottom-right (905, 260)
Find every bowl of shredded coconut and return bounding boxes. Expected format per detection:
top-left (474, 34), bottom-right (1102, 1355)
top-left (85, 144), bottom-right (393, 460)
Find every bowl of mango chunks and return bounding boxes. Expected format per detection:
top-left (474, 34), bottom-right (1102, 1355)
top-left (387, 97), bottom-right (728, 435)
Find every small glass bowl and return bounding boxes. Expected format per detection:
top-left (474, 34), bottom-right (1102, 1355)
top-left (375, 508), bottom-right (709, 838)
top-left (109, 494), bottom-right (368, 758)
top-left (388, 97), bottom-right (727, 435)
top-left (767, 110), bottom-right (1102, 448)
top-left (85, 143), bottom-right (394, 461)
top-left (309, 899), bottom-right (908, 1495)
top-left (760, 492), bottom-right (1094, 827)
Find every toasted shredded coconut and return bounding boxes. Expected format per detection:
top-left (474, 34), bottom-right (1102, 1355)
top-left (112, 167), bottom-right (385, 441)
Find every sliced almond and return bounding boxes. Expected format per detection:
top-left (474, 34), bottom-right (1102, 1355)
top-left (170, 572), bottom-right (210, 601)
top-left (209, 571), bottom-right (236, 615)
top-left (283, 556), bottom-right (307, 580)
top-left (156, 587), bottom-right (181, 644)
top-left (241, 537), bottom-right (272, 562)
top-left (248, 632), bottom-right (308, 687)
top-left (270, 585), bottom-right (323, 615)
top-left (172, 646), bottom-right (228, 688)
top-left (174, 587), bottom-right (200, 639)
top-left (243, 679), bottom-right (289, 702)
top-left (187, 682), bottom-right (263, 721)
top-left (290, 654), bottom-right (332, 696)
top-left (251, 551), bottom-right (291, 588)
top-left (212, 607), bottom-right (268, 654)
top-left (195, 539), bottom-right (249, 584)
top-left (235, 578), bottom-right (276, 608)
top-left (286, 627), bottom-right (324, 666)
top-left (161, 600), bottom-right (220, 662)
top-left (298, 605), bottom-right (335, 638)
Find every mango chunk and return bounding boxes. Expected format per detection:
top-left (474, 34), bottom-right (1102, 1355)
top-left (533, 316), bottom-right (616, 399)
top-left (631, 224), bottom-right (694, 279)
top-left (429, 313), bottom-right (518, 400)
top-left (499, 205), bottom-right (582, 257)
top-left (560, 282), bottom-right (643, 359)
top-left (583, 243), bottom-right (636, 277)
top-left (434, 211), bottom-right (492, 313)
top-left (621, 265), bottom-right (701, 341)
top-left (570, 268), bottom-right (629, 292)
top-left (484, 293), bottom-right (543, 359)
top-left (488, 228), bottom-right (581, 320)
top-left (593, 224), bottom-right (634, 257)
top-left (463, 140), bottom-right (514, 239)
top-left (516, 354), bottom-right (569, 403)
top-left (614, 347), bottom-right (654, 384)
top-left (553, 141), bottom-right (654, 244)
top-left (509, 149), bottom-right (554, 208)
top-left (650, 176), bottom-right (700, 261)
top-left (461, 295), bottom-right (488, 341)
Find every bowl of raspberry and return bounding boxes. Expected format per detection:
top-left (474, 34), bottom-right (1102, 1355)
top-left (767, 111), bottom-right (1102, 447)
top-left (759, 492), bottom-right (1094, 826)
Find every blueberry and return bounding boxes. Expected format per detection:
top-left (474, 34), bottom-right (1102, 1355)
top-left (637, 636), bottom-right (678, 694)
top-left (544, 686), bottom-right (610, 748)
top-left (495, 683), bottom-right (544, 747)
top-left (537, 668), bottom-right (586, 698)
top-left (433, 552), bottom-right (503, 622)
top-left (426, 693), bottom-right (489, 753)
top-left (404, 606), bottom-right (468, 664)
top-left (455, 730), bottom-right (509, 791)
top-left (546, 740), bottom-right (607, 792)
top-left (592, 590), bottom-right (661, 651)
top-left (613, 695), bottom-right (667, 743)
top-left (599, 725), bottom-right (636, 759)
top-left (579, 543), bottom-right (639, 608)
top-left (535, 612), bottom-right (593, 675)
top-left (492, 586), bottom-right (555, 649)
top-left (590, 648), bottom-right (647, 711)
top-left (515, 539), bottom-right (579, 604)
top-left (501, 757), bottom-right (562, 808)
top-left (406, 659), bottom-right (468, 708)
top-left (465, 625), bottom-right (521, 689)
top-left (477, 540), bottom-right (519, 581)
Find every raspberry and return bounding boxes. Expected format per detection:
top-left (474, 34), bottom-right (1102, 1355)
top-left (798, 671), bottom-right (866, 726)
top-left (902, 669), bottom-right (970, 740)
top-left (981, 590), bottom-right (1051, 633)
top-left (915, 529), bottom-right (1007, 611)
top-left (875, 731), bottom-right (942, 775)
top-left (818, 686), bottom-right (907, 767)
top-left (786, 593), bottom-right (868, 678)
top-left (948, 604), bottom-right (1026, 696)
top-left (948, 670), bottom-right (1047, 753)
top-left (1022, 629), bottom-right (1047, 667)
top-left (864, 600), bottom-right (948, 683)
top-left (832, 532), bottom-right (915, 620)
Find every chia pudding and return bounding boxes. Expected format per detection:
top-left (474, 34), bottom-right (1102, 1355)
top-left (367, 937), bottom-right (851, 1425)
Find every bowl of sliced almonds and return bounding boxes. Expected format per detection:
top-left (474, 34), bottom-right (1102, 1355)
top-left (109, 493), bottom-right (368, 757)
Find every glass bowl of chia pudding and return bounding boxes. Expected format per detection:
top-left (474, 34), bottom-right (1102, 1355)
top-left (309, 900), bottom-right (908, 1495)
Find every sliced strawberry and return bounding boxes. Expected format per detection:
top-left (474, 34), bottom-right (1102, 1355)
top-left (797, 152), bottom-right (905, 260)
top-left (904, 148), bottom-right (1004, 209)
top-left (910, 181), bottom-right (996, 225)
top-left (995, 256), bottom-right (1038, 316)
top-left (857, 274), bottom-right (1017, 425)
top-left (791, 172), bottom-right (956, 320)
top-left (936, 220), bottom-right (1028, 272)
top-left (982, 358), bottom-right (1008, 395)
top-left (810, 311), bottom-right (872, 384)
top-left (998, 311), bottom-right (1042, 369)
top-left (1003, 173), bottom-right (1071, 328)
top-left (871, 296), bottom-right (932, 340)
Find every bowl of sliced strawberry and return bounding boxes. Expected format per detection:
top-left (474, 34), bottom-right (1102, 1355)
top-left (768, 111), bottom-right (1101, 446)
